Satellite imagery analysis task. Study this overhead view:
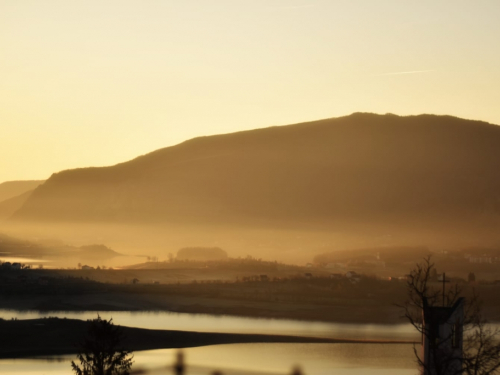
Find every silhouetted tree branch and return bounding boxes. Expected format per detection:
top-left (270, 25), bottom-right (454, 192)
top-left (399, 256), bottom-right (500, 375)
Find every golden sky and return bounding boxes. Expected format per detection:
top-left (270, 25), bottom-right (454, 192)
top-left (1, 1), bottom-right (499, 183)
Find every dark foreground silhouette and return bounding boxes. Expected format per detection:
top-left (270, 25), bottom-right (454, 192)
top-left (0, 317), bottom-right (411, 358)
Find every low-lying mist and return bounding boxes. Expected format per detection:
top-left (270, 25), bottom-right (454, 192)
top-left (2, 217), bottom-right (499, 270)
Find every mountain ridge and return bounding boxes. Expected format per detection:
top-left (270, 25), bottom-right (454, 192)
top-left (10, 113), bottom-right (500, 235)
top-left (32, 112), bottom-right (498, 179)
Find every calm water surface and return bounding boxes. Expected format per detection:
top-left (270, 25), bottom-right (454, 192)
top-left (0, 309), bottom-right (418, 340)
top-left (0, 310), bottom-right (420, 375)
top-left (0, 344), bottom-right (418, 375)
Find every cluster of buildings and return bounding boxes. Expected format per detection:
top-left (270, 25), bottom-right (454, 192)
top-left (465, 255), bottom-right (498, 264)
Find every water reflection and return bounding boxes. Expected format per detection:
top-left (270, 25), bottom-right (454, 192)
top-left (0, 344), bottom-right (419, 375)
top-left (0, 309), bottom-right (421, 374)
top-left (0, 309), bottom-right (418, 341)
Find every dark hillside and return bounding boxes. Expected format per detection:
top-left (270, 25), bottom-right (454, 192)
top-left (10, 113), bottom-right (500, 235)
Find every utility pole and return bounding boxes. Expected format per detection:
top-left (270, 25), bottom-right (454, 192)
top-left (442, 272), bottom-right (450, 306)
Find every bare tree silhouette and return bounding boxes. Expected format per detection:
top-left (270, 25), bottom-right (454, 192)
top-left (399, 256), bottom-right (500, 375)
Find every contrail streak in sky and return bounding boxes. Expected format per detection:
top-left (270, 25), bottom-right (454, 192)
top-left (269, 4), bottom-right (316, 10)
top-left (373, 70), bottom-right (435, 77)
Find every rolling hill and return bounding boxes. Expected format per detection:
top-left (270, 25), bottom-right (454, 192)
top-left (9, 113), bottom-right (500, 239)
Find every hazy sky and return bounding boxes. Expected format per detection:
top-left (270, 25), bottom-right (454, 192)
top-left (1, 0), bottom-right (500, 183)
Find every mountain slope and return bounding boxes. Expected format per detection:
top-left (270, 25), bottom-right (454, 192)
top-left (0, 190), bottom-right (34, 221)
top-left (10, 113), bottom-right (500, 231)
top-left (0, 181), bottom-right (44, 203)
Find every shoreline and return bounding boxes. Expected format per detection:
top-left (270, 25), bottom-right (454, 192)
top-left (3, 269), bottom-right (500, 326)
top-left (3, 298), bottom-right (499, 326)
top-left (0, 293), bottom-right (407, 325)
top-left (0, 318), bottom-right (414, 359)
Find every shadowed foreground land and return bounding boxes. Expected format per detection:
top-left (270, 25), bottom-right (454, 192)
top-left (0, 318), bottom-right (410, 359)
top-left (3, 269), bottom-right (500, 324)
top-left (1, 268), bottom-right (404, 323)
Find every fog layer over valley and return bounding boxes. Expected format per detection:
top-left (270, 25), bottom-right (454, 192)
top-left (2, 113), bottom-right (500, 264)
